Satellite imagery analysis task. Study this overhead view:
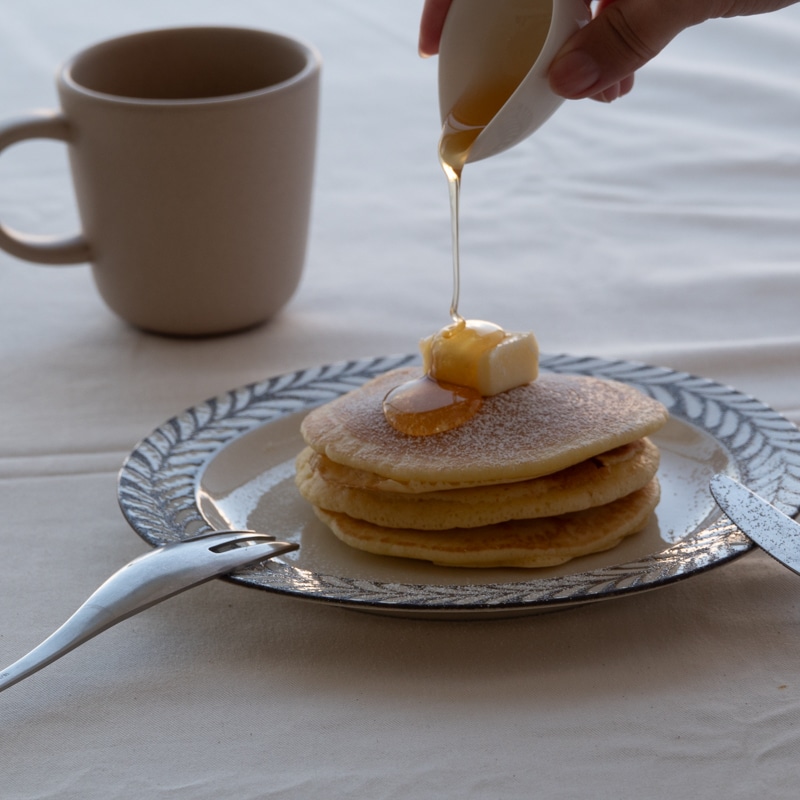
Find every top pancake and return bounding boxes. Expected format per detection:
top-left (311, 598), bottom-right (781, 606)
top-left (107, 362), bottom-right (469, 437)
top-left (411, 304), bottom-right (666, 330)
top-left (300, 367), bottom-right (669, 487)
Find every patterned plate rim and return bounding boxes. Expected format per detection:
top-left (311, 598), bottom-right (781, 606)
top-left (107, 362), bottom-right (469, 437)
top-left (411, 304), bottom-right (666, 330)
top-left (117, 353), bottom-right (800, 613)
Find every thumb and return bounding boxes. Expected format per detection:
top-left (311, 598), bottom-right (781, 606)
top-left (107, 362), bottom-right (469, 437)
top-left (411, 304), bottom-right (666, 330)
top-left (548, 0), bottom-right (705, 99)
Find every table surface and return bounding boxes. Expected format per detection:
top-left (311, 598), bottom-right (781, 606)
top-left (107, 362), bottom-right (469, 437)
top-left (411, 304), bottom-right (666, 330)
top-left (1, 1), bottom-right (799, 798)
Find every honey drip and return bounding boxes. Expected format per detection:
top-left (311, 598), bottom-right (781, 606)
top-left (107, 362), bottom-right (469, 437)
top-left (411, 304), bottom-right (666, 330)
top-left (439, 115), bottom-right (476, 325)
top-left (439, 82), bottom-right (522, 323)
top-left (384, 7), bottom-right (549, 436)
top-left (381, 114), bottom-right (503, 437)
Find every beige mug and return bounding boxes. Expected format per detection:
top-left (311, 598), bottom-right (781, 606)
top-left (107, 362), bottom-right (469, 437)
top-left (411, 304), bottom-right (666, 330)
top-left (0, 26), bottom-right (321, 335)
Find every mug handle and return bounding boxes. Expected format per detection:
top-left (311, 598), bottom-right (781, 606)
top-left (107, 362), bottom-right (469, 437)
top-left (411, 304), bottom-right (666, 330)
top-left (0, 110), bottom-right (90, 264)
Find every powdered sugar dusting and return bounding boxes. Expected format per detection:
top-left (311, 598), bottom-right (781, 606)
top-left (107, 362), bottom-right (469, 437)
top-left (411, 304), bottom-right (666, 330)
top-left (300, 367), bottom-right (669, 484)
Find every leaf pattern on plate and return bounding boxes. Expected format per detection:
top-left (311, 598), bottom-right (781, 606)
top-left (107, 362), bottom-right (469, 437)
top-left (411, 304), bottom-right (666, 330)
top-left (118, 354), bottom-right (800, 615)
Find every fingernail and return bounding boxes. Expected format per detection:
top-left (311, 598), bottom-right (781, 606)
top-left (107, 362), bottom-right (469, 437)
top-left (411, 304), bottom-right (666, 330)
top-left (596, 83), bottom-right (621, 103)
top-left (549, 50), bottom-right (601, 98)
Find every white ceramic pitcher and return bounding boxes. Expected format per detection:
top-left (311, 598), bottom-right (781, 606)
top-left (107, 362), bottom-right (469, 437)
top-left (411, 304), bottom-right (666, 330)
top-left (438, 0), bottom-right (590, 164)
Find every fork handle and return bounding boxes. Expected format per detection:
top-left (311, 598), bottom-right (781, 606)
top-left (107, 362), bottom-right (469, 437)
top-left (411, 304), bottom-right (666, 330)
top-left (0, 603), bottom-right (120, 692)
top-left (0, 533), bottom-right (296, 693)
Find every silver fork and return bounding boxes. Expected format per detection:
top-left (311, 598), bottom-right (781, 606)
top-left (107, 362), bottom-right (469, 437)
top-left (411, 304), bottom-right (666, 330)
top-left (0, 531), bottom-right (297, 693)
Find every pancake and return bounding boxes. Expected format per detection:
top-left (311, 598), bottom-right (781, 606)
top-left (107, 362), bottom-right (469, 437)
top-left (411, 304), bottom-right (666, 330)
top-left (296, 437), bottom-right (660, 529)
top-left (314, 478), bottom-right (661, 568)
top-left (300, 367), bottom-right (669, 486)
top-left (297, 365), bottom-right (668, 568)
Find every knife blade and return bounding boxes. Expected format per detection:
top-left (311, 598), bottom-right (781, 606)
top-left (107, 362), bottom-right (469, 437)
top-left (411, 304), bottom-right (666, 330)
top-left (710, 474), bottom-right (800, 576)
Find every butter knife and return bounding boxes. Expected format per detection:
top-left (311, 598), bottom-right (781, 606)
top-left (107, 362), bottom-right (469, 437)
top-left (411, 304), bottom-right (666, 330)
top-left (710, 474), bottom-right (800, 575)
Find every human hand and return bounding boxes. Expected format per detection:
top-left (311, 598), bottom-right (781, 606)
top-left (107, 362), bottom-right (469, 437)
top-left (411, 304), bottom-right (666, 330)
top-left (419, 0), bottom-right (800, 102)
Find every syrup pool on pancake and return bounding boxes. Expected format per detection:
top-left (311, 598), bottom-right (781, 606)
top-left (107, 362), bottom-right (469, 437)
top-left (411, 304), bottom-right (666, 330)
top-left (382, 320), bottom-right (539, 436)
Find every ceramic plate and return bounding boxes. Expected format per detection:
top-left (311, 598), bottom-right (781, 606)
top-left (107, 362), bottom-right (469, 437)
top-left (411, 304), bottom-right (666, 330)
top-left (118, 354), bottom-right (800, 618)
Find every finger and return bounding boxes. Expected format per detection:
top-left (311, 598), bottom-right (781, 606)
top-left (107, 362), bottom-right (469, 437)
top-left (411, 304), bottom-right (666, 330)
top-left (590, 73), bottom-right (636, 102)
top-left (548, 0), bottom-right (704, 99)
top-left (419, 0), bottom-right (453, 57)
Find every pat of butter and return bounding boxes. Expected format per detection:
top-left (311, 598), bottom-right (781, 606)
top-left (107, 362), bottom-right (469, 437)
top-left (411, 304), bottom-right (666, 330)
top-left (420, 319), bottom-right (539, 396)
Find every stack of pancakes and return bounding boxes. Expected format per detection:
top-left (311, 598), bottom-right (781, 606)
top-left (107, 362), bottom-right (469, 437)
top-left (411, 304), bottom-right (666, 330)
top-left (296, 367), bottom-right (669, 568)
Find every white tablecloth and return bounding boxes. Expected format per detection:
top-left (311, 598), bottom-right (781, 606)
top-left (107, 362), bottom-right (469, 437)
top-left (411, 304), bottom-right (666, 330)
top-left (1, 1), bottom-right (799, 797)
